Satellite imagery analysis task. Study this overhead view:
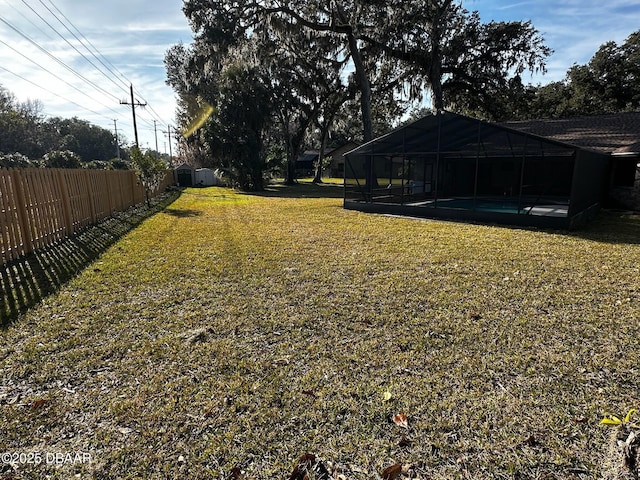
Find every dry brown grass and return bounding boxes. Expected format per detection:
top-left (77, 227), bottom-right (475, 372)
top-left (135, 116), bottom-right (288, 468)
top-left (1, 183), bottom-right (639, 479)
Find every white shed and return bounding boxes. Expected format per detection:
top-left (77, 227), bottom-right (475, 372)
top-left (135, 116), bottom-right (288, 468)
top-left (194, 168), bottom-right (218, 187)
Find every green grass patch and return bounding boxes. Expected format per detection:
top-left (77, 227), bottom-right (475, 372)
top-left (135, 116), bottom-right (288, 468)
top-left (1, 183), bottom-right (639, 479)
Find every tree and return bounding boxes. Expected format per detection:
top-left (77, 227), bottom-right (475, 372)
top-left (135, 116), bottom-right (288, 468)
top-left (43, 150), bottom-right (81, 169)
top-left (0, 85), bottom-right (121, 163)
top-left (246, 0), bottom-right (550, 126)
top-left (564, 31), bottom-right (640, 114)
top-left (353, 2), bottom-right (550, 115)
top-left (42, 117), bottom-right (118, 162)
top-left (180, 0), bottom-right (379, 142)
top-left (130, 147), bottom-right (167, 206)
top-left (0, 152), bottom-right (38, 168)
top-left (262, 23), bottom-right (350, 184)
top-left (0, 86), bottom-right (44, 158)
top-left (514, 29), bottom-right (640, 120)
top-left (197, 43), bottom-right (273, 190)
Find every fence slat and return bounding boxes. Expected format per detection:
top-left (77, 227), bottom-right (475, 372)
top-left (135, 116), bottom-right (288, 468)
top-left (3, 172), bottom-right (23, 261)
top-left (83, 170), bottom-right (97, 225)
top-left (0, 168), bottom-right (174, 266)
top-left (0, 171), bottom-right (17, 262)
top-left (9, 169), bottom-right (34, 256)
top-left (56, 169), bottom-right (74, 236)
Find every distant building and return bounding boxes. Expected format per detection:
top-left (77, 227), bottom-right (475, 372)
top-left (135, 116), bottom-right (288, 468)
top-left (295, 142), bottom-right (361, 179)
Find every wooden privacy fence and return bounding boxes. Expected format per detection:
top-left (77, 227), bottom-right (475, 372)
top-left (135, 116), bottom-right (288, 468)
top-left (0, 168), bottom-right (175, 265)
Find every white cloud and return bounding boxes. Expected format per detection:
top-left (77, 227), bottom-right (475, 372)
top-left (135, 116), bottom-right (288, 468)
top-left (0, 0), bottom-right (191, 151)
top-left (464, 0), bottom-right (639, 85)
top-left (1, 0), bottom-right (639, 153)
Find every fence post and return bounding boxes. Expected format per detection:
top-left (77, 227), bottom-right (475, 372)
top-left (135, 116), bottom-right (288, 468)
top-left (83, 169), bottom-right (97, 224)
top-left (55, 169), bottom-right (74, 236)
top-left (9, 169), bottom-right (34, 255)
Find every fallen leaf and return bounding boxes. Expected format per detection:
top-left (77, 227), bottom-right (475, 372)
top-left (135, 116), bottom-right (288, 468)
top-left (383, 390), bottom-right (392, 402)
top-left (381, 463), bottom-right (402, 480)
top-left (30, 399), bottom-right (49, 410)
top-left (118, 427), bottom-right (134, 435)
top-left (393, 413), bottom-right (408, 428)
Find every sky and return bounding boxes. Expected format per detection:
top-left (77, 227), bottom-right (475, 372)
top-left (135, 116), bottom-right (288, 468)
top-left (0, 0), bottom-right (639, 154)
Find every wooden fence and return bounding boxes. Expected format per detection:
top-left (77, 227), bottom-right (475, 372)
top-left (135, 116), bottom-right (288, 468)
top-left (0, 168), bottom-right (175, 265)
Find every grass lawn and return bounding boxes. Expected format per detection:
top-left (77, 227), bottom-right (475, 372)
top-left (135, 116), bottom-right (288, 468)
top-left (1, 182), bottom-right (639, 479)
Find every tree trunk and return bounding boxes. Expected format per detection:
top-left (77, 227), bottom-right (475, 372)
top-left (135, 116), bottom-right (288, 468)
top-left (429, 5), bottom-right (447, 112)
top-left (286, 127), bottom-right (308, 185)
top-left (346, 32), bottom-right (378, 189)
top-left (285, 153), bottom-right (296, 185)
top-left (313, 125), bottom-right (328, 184)
top-left (430, 53), bottom-right (444, 112)
top-left (347, 32), bottom-right (374, 142)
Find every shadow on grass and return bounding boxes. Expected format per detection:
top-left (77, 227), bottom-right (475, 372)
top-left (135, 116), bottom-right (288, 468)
top-left (0, 191), bottom-right (180, 328)
top-left (163, 208), bottom-right (203, 217)
top-left (570, 211), bottom-right (640, 245)
top-left (239, 181), bottom-right (345, 199)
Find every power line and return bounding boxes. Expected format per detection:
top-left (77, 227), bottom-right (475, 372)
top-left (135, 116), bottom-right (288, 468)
top-left (0, 64), bottom-right (113, 120)
top-left (42, 0), bottom-right (170, 128)
top-left (0, 64), bottom-right (136, 139)
top-left (6, 0), bottom-right (56, 42)
top-left (0, 15), bottom-right (121, 104)
top-left (45, 0), bottom-right (134, 91)
top-left (0, 37), bottom-right (124, 118)
top-left (1, 2), bottom-right (175, 142)
top-left (30, 0), bottom-right (130, 96)
top-left (132, 85), bottom-right (167, 125)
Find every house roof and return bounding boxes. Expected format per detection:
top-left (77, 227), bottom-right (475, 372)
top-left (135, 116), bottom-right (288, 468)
top-left (501, 112), bottom-right (640, 155)
top-left (297, 151), bottom-right (319, 163)
top-left (327, 141), bottom-right (360, 157)
top-left (346, 111), bottom-right (577, 158)
top-left (175, 163), bottom-right (194, 170)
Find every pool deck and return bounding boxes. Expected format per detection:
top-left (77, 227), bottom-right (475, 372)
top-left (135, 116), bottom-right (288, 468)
top-left (404, 198), bottom-right (569, 217)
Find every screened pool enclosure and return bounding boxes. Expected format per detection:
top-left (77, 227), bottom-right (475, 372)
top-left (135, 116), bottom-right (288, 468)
top-left (344, 112), bottom-right (609, 229)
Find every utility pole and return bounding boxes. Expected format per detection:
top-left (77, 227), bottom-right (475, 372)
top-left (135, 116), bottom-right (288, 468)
top-left (162, 124), bottom-right (173, 165)
top-left (120, 84), bottom-right (146, 148)
top-left (153, 120), bottom-right (159, 159)
top-left (113, 119), bottom-right (120, 159)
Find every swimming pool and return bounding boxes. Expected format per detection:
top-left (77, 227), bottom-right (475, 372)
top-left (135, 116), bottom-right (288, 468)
top-left (406, 197), bottom-right (569, 217)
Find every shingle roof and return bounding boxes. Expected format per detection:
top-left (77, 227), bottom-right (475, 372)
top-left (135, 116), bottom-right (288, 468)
top-left (501, 112), bottom-right (640, 155)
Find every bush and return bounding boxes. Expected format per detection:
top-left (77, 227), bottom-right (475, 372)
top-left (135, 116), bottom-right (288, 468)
top-left (130, 147), bottom-right (167, 205)
top-left (0, 152), bottom-right (39, 168)
top-left (110, 158), bottom-right (131, 170)
top-left (43, 150), bottom-right (81, 169)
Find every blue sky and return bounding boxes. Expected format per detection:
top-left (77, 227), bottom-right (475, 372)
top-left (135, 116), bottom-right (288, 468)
top-left (466, 0), bottom-right (640, 84)
top-left (0, 0), bottom-right (639, 152)
top-left (0, 0), bottom-right (192, 152)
